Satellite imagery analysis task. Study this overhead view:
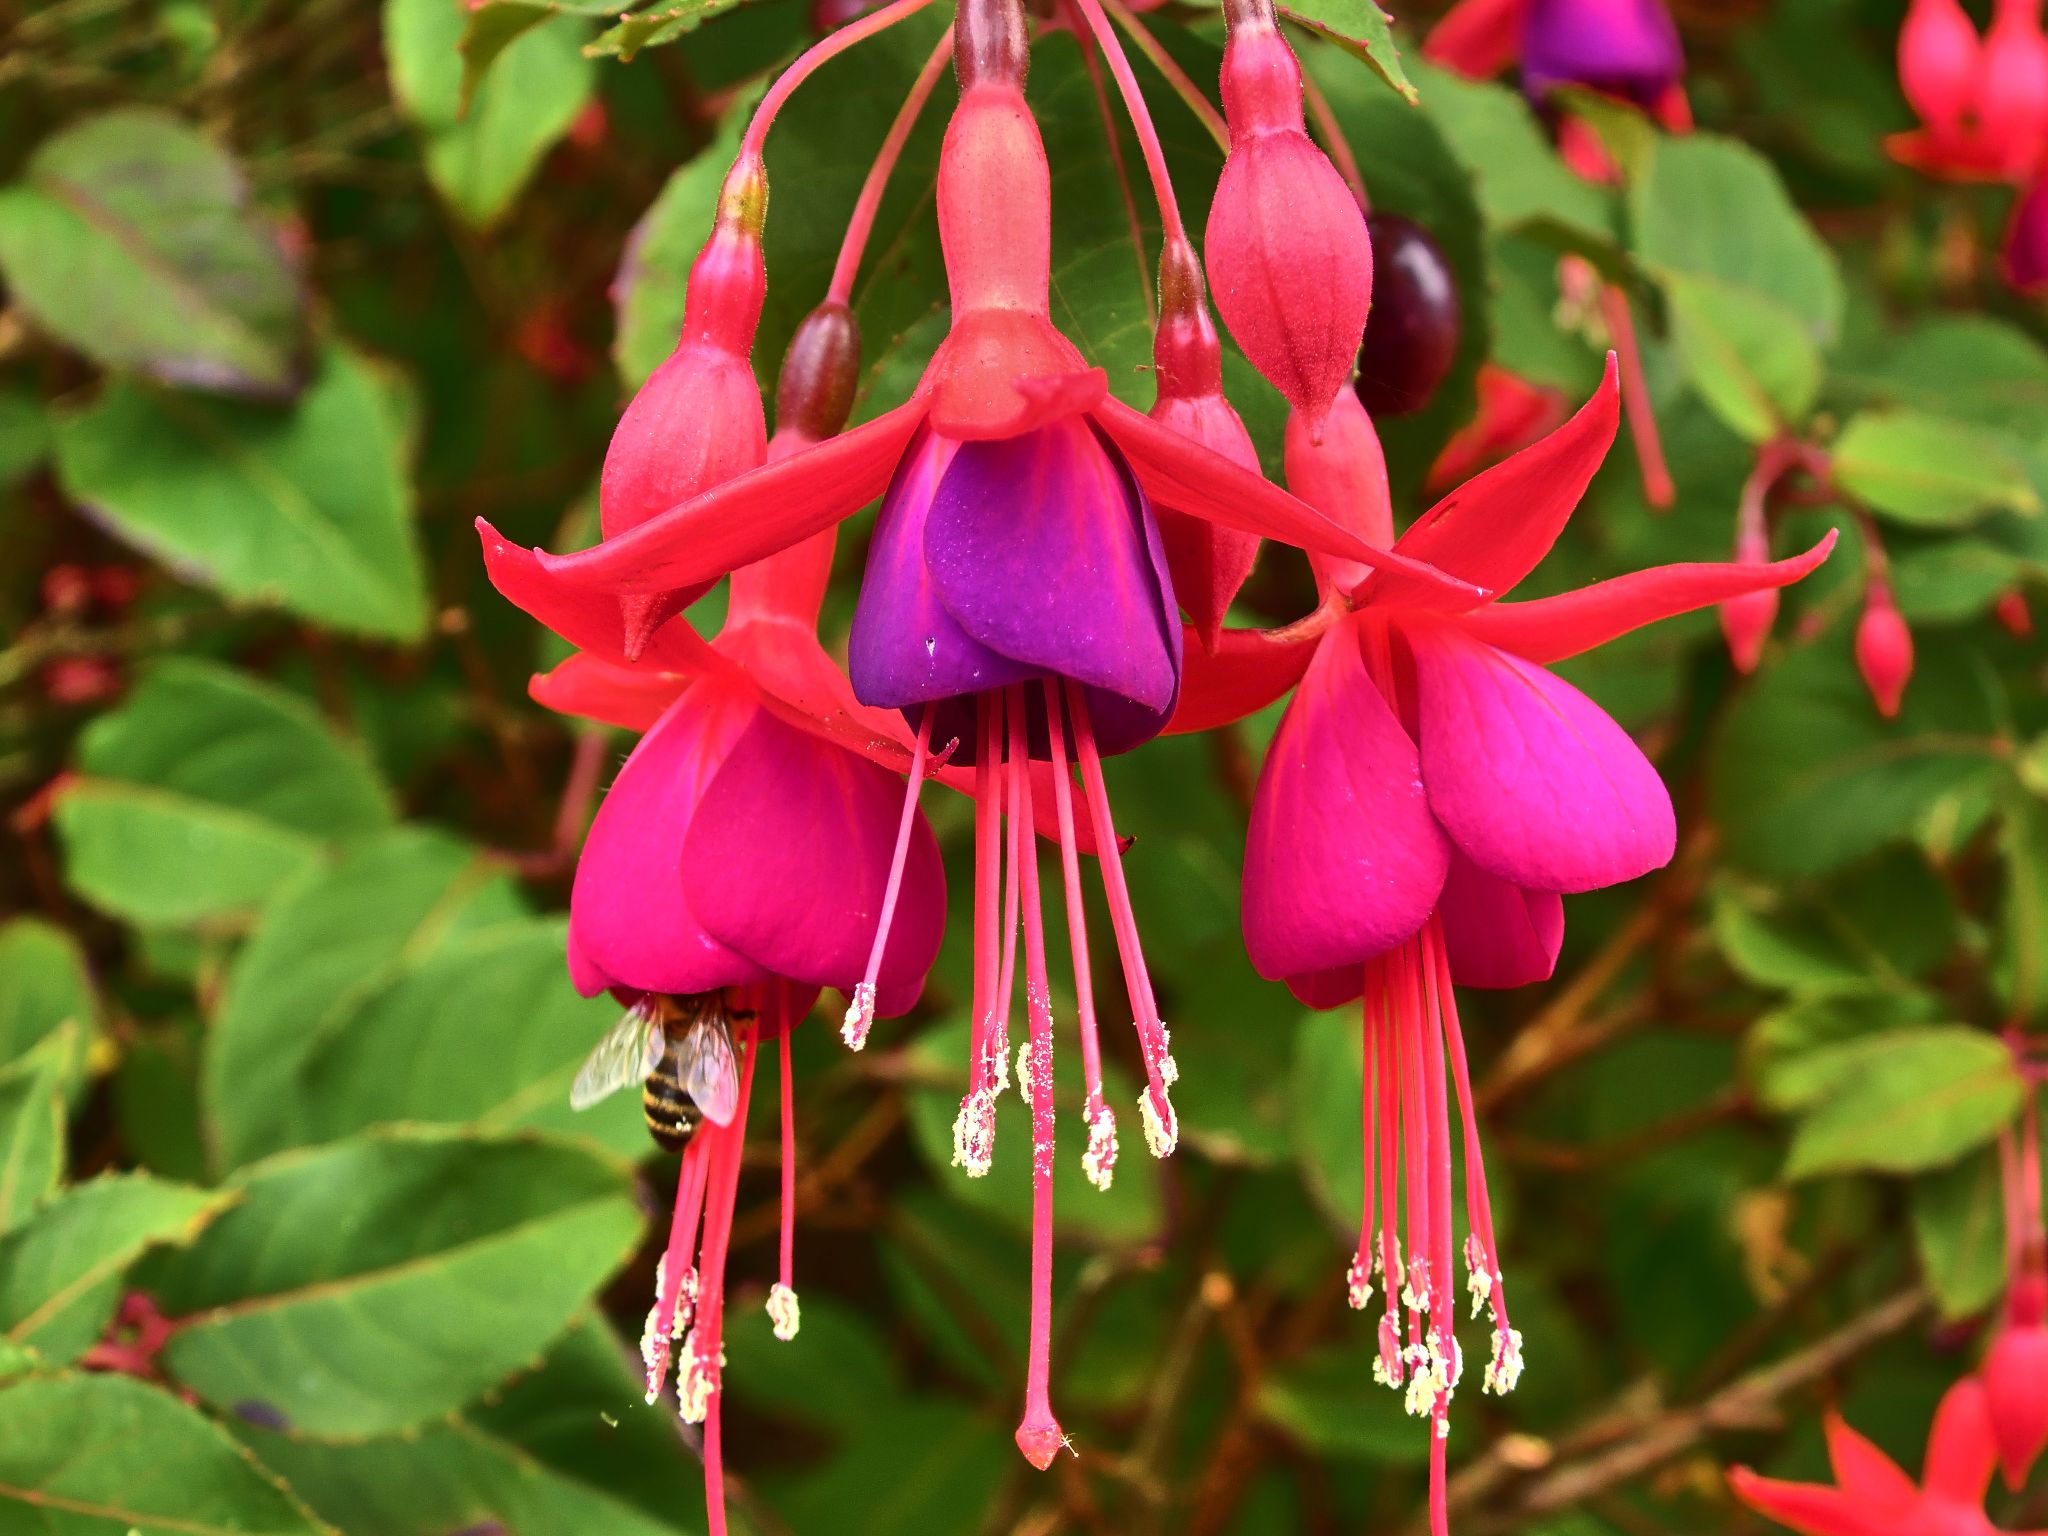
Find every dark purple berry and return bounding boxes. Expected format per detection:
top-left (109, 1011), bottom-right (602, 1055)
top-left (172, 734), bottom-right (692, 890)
top-left (1354, 213), bottom-right (1460, 417)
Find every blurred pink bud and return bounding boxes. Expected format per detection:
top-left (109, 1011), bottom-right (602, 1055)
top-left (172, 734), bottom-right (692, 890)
top-left (1900, 0), bottom-right (1981, 140)
top-left (1205, 0), bottom-right (1371, 435)
top-left (1981, 0), bottom-right (2048, 178)
top-left (1986, 1276), bottom-right (2048, 1489)
top-left (1855, 584), bottom-right (1914, 719)
top-left (1997, 587), bottom-right (2034, 635)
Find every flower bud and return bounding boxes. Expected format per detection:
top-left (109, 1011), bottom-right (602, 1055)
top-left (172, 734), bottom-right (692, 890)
top-left (1719, 526), bottom-right (1778, 675)
top-left (1998, 587), bottom-right (2035, 636)
top-left (1205, 0), bottom-right (1371, 435)
top-left (775, 300), bottom-right (863, 445)
top-left (1283, 387), bottom-right (1392, 600)
top-left (601, 154), bottom-right (771, 657)
top-left (1855, 582), bottom-right (1914, 719)
top-left (1899, 0), bottom-right (1981, 140)
top-left (1987, 1269), bottom-right (2048, 1490)
top-left (1150, 237), bottom-right (1261, 649)
top-left (1980, 0), bottom-right (2048, 179)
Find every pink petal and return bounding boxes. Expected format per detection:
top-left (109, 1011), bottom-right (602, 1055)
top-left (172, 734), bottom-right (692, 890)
top-left (1984, 1323), bottom-right (2048, 1489)
top-left (567, 684), bottom-right (768, 999)
top-left (1167, 608), bottom-right (1336, 735)
top-left (1150, 390), bottom-right (1263, 652)
top-left (1371, 356), bottom-right (1620, 611)
top-left (1724, 1468), bottom-right (1899, 1536)
top-left (1284, 388), bottom-right (1394, 599)
top-left (1243, 624), bottom-right (1450, 982)
top-left (534, 398), bottom-right (927, 596)
top-left (531, 652), bottom-right (686, 732)
top-left (1924, 1376), bottom-right (1999, 1506)
top-left (1406, 622), bottom-right (1675, 894)
top-left (1459, 533), bottom-right (1838, 665)
top-left (1092, 396), bottom-right (1485, 603)
top-left (1436, 853), bottom-right (1564, 990)
top-left (1284, 963), bottom-right (1367, 1010)
top-left (476, 521), bottom-right (734, 676)
top-left (683, 709), bottom-right (945, 1016)
top-left (1420, 0), bottom-right (1530, 77)
top-left (1821, 1411), bottom-right (1918, 1512)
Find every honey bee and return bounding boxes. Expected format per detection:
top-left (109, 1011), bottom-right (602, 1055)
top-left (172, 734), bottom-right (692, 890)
top-left (570, 994), bottom-right (743, 1153)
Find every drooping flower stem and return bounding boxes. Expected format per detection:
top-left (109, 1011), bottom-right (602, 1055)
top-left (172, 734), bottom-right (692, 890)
top-left (1101, 0), bottom-right (1230, 150)
top-left (1008, 685), bottom-right (1067, 1470)
top-left (1044, 677), bottom-right (1118, 1190)
top-left (1596, 284), bottom-right (1676, 509)
top-left (1076, 34), bottom-right (1158, 320)
top-left (843, 706), bottom-right (939, 1048)
top-left (739, 0), bottom-right (941, 159)
top-left (827, 27), bottom-right (955, 306)
top-left (1069, 0), bottom-right (1192, 246)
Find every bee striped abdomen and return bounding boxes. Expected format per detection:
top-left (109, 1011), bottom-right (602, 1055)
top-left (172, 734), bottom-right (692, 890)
top-left (642, 1039), bottom-right (696, 1153)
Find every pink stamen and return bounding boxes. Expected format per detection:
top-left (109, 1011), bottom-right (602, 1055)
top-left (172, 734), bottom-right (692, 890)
top-left (843, 706), bottom-right (937, 1049)
top-left (957, 696), bottom-right (1003, 1175)
top-left (1007, 686), bottom-right (1067, 1471)
top-left (1065, 677), bottom-right (1177, 1153)
top-left (1598, 284), bottom-right (1675, 511)
top-left (1432, 932), bottom-right (1510, 1340)
top-left (1043, 678), bottom-right (1117, 1191)
top-left (827, 28), bottom-right (955, 306)
top-left (644, 1136), bottom-right (713, 1403)
top-left (1373, 969), bottom-right (1404, 1377)
top-left (1420, 936), bottom-right (1458, 1402)
top-left (1397, 945), bottom-right (1433, 1362)
top-left (994, 696), bottom-right (1024, 1084)
top-left (739, 0), bottom-right (940, 158)
top-left (693, 1024), bottom-right (760, 1536)
top-left (770, 1028), bottom-right (801, 1341)
top-left (1348, 973), bottom-right (1377, 1310)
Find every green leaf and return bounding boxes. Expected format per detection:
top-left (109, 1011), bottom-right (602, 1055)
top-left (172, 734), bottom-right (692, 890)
top-left (1711, 638), bottom-right (2004, 879)
top-left (2001, 786), bottom-right (2048, 1026)
top-left (0, 918), bottom-right (96, 1077)
top-left (1745, 989), bottom-right (1943, 1113)
top-left (1893, 538), bottom-right (2025, 624)
top-left (1415, 63), bottom-right (1616, 254)
top-left (150, 1128), bottom-right (643, 1437)
top-left (0, 385), bottom-right (49, 491)
top-left (1276, 0), bottom-right (1417, 104)
top-left (206, 828), bottom-right (526, 1171)
top-left (1710, 850), bottom-right (1957, 994)
top-left (1631, 133), bottom-right (1842, 343)
top-left (237, 1317), bottom-right (697, 1536)
top-left (1912, 1150), bottom-right (2008, 1322)
top-left (52, 346), bottom-right (428, 639)
top-left (0, 1374), bottom-right (333, 1535)
top-left (0, 109), bottom-right (306, 396)
top-left (1832, 409), bottom-right (2040, 528)
top-left (457, 0), bottom-right (628, 104)
top-left (0, 1174), bottom-right (229, 1364)
top-left (774, 1396), bottom-right (1016, 1536)
top-left (0, 1040), bottom-right (68, 1235)
top-left (298, 920), bottom-right (650, 1160)
top-left (903, 1014), bottom-right (1165, 1246)
top-left (1289, 1007), bottom-right (1361, 1234)
top-left (1664, 271), bottom-right (1821, 442)
top-left (1784, 1026), bottom-right (2023, 1178)
top-left (588, 0), bottom-right (746, 61)
top-left (1834, 314), bottom-right (2048, 435)
top-left (54, 660), bottom-right (394, 928)
top-left (385, 0), bottom-right (596, 229)
top-left (1257, 1342), bottom-right (1430, 1464)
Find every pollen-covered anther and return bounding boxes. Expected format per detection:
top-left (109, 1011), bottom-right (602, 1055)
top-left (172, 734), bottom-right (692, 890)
top-left (1402, 1342), bottom-right (1444, 1419)
top-left (986, 1025), bottom-right (1013, 1096)
top-left (1485, 1327), bottom-right (1526, 1396)
top-left (1015, 1040), bottom-right (1035, 1108)
top-left (766, 1282), bottom-right (802, 1342)
top-left (1402, 1255), bottom-right (1431, 1313)
top-left (1082, 1103), bottom-right (1119, 1191)
top-left (1345, 1253), bottom-right (1373, 1311)
top-left (952, 1088), bottom-right (996, 1176)
top-left (1157, 1025), bottom-right (1179, 1087)
top-left (840, 982), bottom-right (877, 1050)
top-left (673, 1267), bottom-right (700, 1341)
top-left (1373, 1312), bottom-right (1405, 1389)
top-left (1138, 1086), bottom-right (1179, 1158)
top-left (676, 1329), bottom-right (725, 1425)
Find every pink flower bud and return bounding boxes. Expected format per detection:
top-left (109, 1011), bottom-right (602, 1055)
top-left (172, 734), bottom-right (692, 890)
top-left (1998, 587), bottom-right (2035, 635)
top-left (1205, 0), bottom-right (1371, 435)
top-left (1986, 1270), bottom-right (2048, 1489)
top-left (601, 155), bottom-right (771, 656)
top-left (1719, 526), bottom-right (1778, 674)
top-left (1855, 583), bottom-right (1914, 719)
top-left (1283, 387), bottom-right (1392, 600)
top-left (1899, 0), bottom-right (1981, 140)
top-left (1981, 0), bottom-right (2048, 178)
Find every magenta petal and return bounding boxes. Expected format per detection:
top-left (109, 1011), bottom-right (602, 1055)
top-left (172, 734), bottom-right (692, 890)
top-left (1436, 852), bottom-right (1564, 989)
top-left (683, 709), bottom-right (944, 1014)
top-left (567, 684), bottom-right (770, 999)
top-left (1285, 963), bottom-right (1368, 1010)
top-left (1407, 622), bottom-right (1675, 894)
top-left (1243, 625), bottom-right (1450, 982)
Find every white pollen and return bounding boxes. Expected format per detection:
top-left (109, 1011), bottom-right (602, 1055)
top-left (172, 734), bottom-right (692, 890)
top-left (1082, 1104), bottom-right (1118, 1191)
top-left (766, 1283), bottom-right (801, 1342)
top-left (1345, 1253), bottom-right (1373, 1311)
top-left (952, 1089), bottom-right (995, 1176)
top-left (1015, 1040), bottom-right (1035, 1107)
top-left (840, 983), bottom-right (876, 1051)
top-left (1484, 1328), bottom-right (1526, 1395)
top-left (1138, 1088), bottom-right (1178, 1158)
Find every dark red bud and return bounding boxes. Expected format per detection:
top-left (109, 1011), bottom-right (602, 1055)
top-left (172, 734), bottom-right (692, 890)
top-left (955, 0), bottom-right (1029, 90)
top-left (776, 301), bottom-right (863, 442)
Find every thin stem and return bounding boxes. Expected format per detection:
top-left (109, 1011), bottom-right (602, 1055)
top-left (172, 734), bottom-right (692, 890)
top-left (740, 0), bottom-right (940, 157)
top-left (1069, 0), bottom-right (1190, 243)
top-left (777, 1029), bottom-right (797, 1294)
top-left (1597, 286), bottom-right (1675, 511)
top-left (844, 705), bottom-right (937, 1047)
top-left (1044, 678), bottom-right (1116, 1191)
top-left (1103, 0), bottom-right (1230, 151)
top-left (828, 27), bottom-right (954, 304)
top-left (1078, 29), bottom-right (1158, 321)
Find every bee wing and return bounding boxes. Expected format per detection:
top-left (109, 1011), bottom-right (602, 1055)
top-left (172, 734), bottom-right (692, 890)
top-left (680, 1013), bottom-right (740, 1127)
top-left (570, 1002), bottom-right (665, 1111)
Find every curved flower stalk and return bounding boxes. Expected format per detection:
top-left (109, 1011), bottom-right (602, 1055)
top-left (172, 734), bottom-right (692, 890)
top-left (1892, 0), bottom-right (2048, 183)
top-left (1730, 1376), bottom-right (2048, 1536)
top-left (1171, 365), bottom-right (1832, 1533)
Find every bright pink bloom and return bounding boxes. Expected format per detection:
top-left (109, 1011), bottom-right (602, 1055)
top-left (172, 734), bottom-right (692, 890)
top-left (1856, 582), bottom-right (1914, 720)
top-left (1425, 0), bottom-right (1690, 129)
top-left (1729, 1377), bottom-right (2048, 1536)
top-left (1423, 0), bottom-right (1529, 79)
top-left (1891, 0), bottom-right (2048, 183)
top-left (1205, 0), bottom-right (1373, 433)
top-left (1172, 364), bottom-right (1831, 1531)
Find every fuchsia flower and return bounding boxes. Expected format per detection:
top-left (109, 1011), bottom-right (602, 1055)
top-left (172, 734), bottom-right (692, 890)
top-left (1729, 1378), bottom-right (2048, 1536)
top-left (1204, 0), bottom-right (1373, 434)
top-left (1985, 1104), bottom-right (2048, 1491)
top-left (1425, 0), bottom-right (1688, 129)
top-left (1892, 0), bottom-right (2048, 183)
top-left (1855, 580), bottom-right (1914, 720)
top-left (1172, 368), bottom-right (1831, 1532)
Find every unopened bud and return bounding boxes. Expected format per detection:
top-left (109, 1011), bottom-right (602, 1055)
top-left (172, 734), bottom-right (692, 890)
top-left (1719, 525), bottom-right (1779, 675)
top-left (1998, 588), bottom-right (2034, 636)
top-left (1284, 388), bottom-right (1392, 598)
top-left (776, 301), bottom-right (862, 443)
top-left (1899, 0), bottom-right (1981, 139)
top-left (1855, 583), bottom-right (1914, 719)
top-left (954, 0), bottom-right (1028, 89)
top-left (1980, 2), bottom-right (2048, 179)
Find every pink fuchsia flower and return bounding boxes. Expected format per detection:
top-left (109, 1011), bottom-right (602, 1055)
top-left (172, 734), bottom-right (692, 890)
top-left (1891, 0), bottom-right (2048, 183)
top-left (1205, 0), bottom-right (1373, 434)
top-left (1728, 1377), bottom-right (2048, 1536)
top-left (1985, 1103), bottom-right (2048, 1491)
top-left (1425, 0), bottom-right (1689, 129)
top-left (1171, 368), bottom-right (1831, 1529)
top-left (1855, 580), bottom-right (1914, 720)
